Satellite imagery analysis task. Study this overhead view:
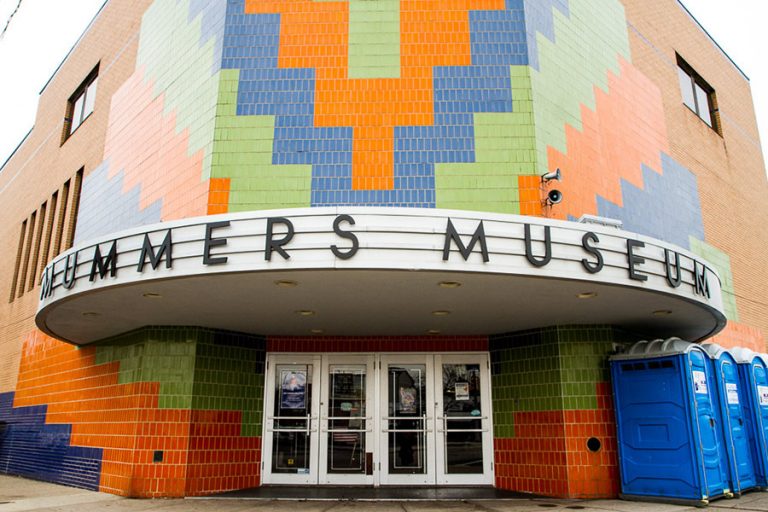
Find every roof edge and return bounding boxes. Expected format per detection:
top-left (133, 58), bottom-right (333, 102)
top-left (676, 0), bottom-right (749, 81)
top-left (38, 0), bottom-right (109, 95)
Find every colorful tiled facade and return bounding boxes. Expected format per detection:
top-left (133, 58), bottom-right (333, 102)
top-left (1, 0), bottom-right (766, 500)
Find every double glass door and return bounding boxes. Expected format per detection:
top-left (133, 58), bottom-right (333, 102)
top-left (262, 353), bottom-right (492, 486)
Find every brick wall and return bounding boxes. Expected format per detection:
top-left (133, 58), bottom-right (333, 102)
top-left (0, 0), bottom-right (766, 499)
top-left (622, 0), bottom-right (768, 343)
top-left (491, 326), bottom-right (630, 498)
top-left (0, 0), bottom-right (154, 394)
top-left (0, 327), bottom-right (265, 497)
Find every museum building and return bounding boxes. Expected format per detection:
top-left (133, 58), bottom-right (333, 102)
top-left (1, 0), bottom-right (767, 500)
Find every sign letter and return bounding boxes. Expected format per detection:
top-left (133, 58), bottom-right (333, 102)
top-left (443, 219), bottom-right (490, 262)
top-left (626, 240), bottom-right (648, 282)
top-left (524, 224), bottom-right (552, 267)
top-left (694, 261), bottom-right (711, 298)
top-left (89, 241), bottom-right (118, 281)
top-left (62, 253), bottom-right (78, 289)
top-left (137, 231), bottom-right (173, 272)
top-left (331, 215), bottom-right (359, 260)
top-left (40, 266), bottom-right (53, 299)
top-left (664, 249), bottom-right (682, 288)
top-left (203, 221), bottom-right (230, 266)
top-left (581, 232), bottom-right (603, 274)
top-left (266, 217), bottom-right (295, 261)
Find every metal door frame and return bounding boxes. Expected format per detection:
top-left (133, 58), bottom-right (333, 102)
top-left (318, 354), bottom-right (376, 485)
top-left (262, 352), bottom-right (494, 486)
top-left (262, 354), bottom-right (322, 485)
top-left (434, 353), bottom-right (494, 485)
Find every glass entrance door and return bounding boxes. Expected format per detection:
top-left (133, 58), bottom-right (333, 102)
top-left (379, 356), bottom-right (436, 485)
top-left (262, 355), bottom-right (321, 484)
top-left (435, 354), bottom-right (493, 485)
top-left (263, 353), bottom-right (493, 486)
top-left (378, 354), bottom-right (493, 485)
top-left (319, 355), bottom-right (375, 484)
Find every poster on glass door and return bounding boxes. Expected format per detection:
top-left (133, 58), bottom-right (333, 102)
top-left (281, 369), bottom-right (307, 410)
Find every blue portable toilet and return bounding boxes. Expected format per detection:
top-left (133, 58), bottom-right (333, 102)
top-left (611, 338), bottom-right (732, 505)
top-left (732, 347), bottom-right (768, 489)
top-left (702, 343), bottom-right (758, 494)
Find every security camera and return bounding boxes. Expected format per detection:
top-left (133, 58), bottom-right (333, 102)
top-left (541, 168), bottom-right (562, 183)
top-left (546, 189), bottom-right (563, 205)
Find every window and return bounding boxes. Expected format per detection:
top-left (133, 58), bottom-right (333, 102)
top-left (63, 65), bottom-right (99, 141)
top-left (677, 55), bottom-right (719, 133)
top-left (8, 169), bottom-right (83, 302)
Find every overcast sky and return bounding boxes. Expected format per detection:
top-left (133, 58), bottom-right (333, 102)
top-left (0, 0), bottom-right (766, 170)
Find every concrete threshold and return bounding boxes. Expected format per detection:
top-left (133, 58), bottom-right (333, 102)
top-left (197, 486), bottom-right (539, 501)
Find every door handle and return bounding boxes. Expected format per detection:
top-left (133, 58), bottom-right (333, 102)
top-left (709, 418), bottom-right (716, 427)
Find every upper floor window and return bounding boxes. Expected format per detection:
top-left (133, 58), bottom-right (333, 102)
top-left (63, 65), bottom-right (99, 141)
top-left (677, 55), bottom-right (720, 134)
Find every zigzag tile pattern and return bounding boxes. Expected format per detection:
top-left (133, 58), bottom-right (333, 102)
top-left (596, 154), bottom-right (705, 250)
top-left (522, 0), bottom-right (569, 70)
top-left (75, 162), bottom-right (162, 244)
top-left (76, 0), bottom-right (225, 242)
top-left (222, 0), bottom-right (528, 207)
top-left (0, 392), bottom-right (102, 491)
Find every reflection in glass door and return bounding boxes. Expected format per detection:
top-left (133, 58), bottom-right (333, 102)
top-left (262, 356), bottom-right (320, 484)
top-left (435, 354), bottom-right (493, 485)
top-left (379, 357), bottom-right (435, 485)
top-left (319, 356), bottom-right (375, 484)
top-left (264, 353), bottom-right (493, 486)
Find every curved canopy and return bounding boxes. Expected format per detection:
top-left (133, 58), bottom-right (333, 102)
top-left (36, 208), bottom-right (727, 345)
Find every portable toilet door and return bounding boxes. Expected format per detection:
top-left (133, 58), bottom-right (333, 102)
top-left (611, 338), bottom-right (731, 503)
top-left (703, 344), bottom-right (757, 494)
top-left (687, 344), bottom-right (733, 500)
top-left (733, 348), bottom-right (768, 488)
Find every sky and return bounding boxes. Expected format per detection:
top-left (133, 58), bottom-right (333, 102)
top-left (0, 0), bottom-right (767, 169)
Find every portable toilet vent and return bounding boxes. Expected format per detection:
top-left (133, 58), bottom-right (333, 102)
top-left (702, 343), bottom-right (758, 494)
top-left (732, 347), bottom-right (768, 489)
top-left (611, 338), bottom-right (732, 505)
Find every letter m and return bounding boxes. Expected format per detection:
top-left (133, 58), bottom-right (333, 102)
top-left (90, 241), bottom-right (118, 281)
top-left (443, 219), bottom-right (490, 262)
top-left (39, 266), bottom-right (53, 300)
top-left (137, 231), bottom-right (172, 272)
top-left (694, 261), bottom-right (711, 299)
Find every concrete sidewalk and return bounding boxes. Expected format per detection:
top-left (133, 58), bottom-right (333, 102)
top-left (2, 475), bottom-right (768, 512)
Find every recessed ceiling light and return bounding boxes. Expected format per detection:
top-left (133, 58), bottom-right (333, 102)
top-left (438, 281), bottom-right (462, 289)
top-left (275, 280), bottom-right (298, 288)
top-left (310, 329), bottom-right (324, 334)
top-left (577, 292), bottom-right (598, 299)
top-left (82, 312), bottom-right (100, 317)
top-left (432, 310), bottom-right (451, 316)
top-left (142, 292), bottom-right (162, 299)
top-left (295, 310), bottom-right (316, 316)
top-left (653, 310), bottom-right (673, 316)
top-left (427, 329), bottom-right (441, 335)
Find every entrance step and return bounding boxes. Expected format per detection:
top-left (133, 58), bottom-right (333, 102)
top-left (206, 486), bottom-right (535, 501)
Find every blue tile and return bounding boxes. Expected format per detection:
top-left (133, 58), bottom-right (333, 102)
top-left (0, 392), bottom-right (102, 491)
top-left (596, 154), bottom-right (705, 249)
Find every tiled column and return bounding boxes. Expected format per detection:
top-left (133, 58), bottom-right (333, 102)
top-left (490, 326), bottom-right (627, 498)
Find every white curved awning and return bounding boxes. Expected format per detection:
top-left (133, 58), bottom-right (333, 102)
top-left (36, 208), bottom-right (726, 344)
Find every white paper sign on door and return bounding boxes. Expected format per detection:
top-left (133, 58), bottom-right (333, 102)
top-left (693, 371), bottom-right (708, 394)
top-left (726, 383), bottom-right (739, 405)
top-left (759, 385), bottom-right (768, 406)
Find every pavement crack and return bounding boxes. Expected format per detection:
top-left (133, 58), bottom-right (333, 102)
top-left (319, 501), bottom-right (350, 512)
top-left (465, 499), bottom-right (510, 511)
